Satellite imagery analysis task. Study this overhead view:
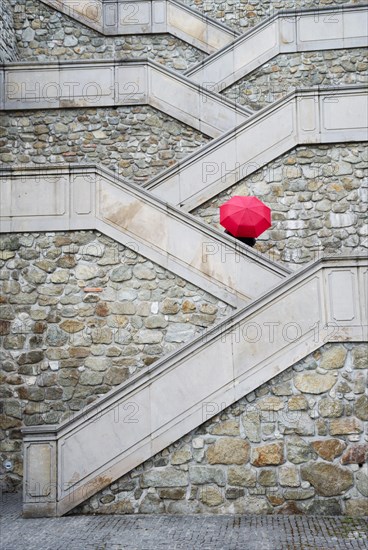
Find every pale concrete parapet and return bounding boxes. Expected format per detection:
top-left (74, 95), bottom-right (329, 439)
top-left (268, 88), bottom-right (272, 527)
top-left (20, 256), bottom-right (368, 516)
top-left (0, 59), bottom-right (251, 138)
top-left (0, 164), bottom-right (290, 307)
top-left (144, 86), bottom-right (368, 209)
top-left (186, 4), bottom-right (368, 88)
top-left (38, 0), bottom-right (238, 52)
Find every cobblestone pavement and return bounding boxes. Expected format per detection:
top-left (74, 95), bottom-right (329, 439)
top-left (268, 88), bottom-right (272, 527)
top-left (0, 493), bottom-right (367, 550)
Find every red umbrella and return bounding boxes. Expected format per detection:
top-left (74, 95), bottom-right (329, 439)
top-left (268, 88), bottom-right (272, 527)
top-left (220, 196), bottom-right (271, 238)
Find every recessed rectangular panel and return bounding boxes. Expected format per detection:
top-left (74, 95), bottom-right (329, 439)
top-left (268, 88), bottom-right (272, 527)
top-left (343, 11), bottom-right (368, 39)
top-left (72, 175), bottom-right (93, 215)
top-left (6, 69), bottom-right (60, 103)
top-left (322, 94), bottom-right (367, 130)
top-left (279, 17), bottom-right (295, 45)
top-left (0, 178), bottom-right (11, 217)
top-left (26, 443), bottom-right (53, 498)
top-left (153, 0), bottom-right (166, 24)
top-left (328, 270), bottom-right (356, 322)
top-left (298, 13), bottom-right (343, 42)
top-left (60, 66), bottom-right (114, 103)
top-left (299, 97), bottom-right (317, 132)
top-left (12, 177), bottom-right (66, 217)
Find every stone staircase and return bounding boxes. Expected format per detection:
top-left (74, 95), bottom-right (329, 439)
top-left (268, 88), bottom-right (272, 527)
top-left (21, 255), bottom-right (368, 516)
top-left (144, 86), bottom-right (367, 209)
top-left (0, 0), bottom-right (367, 517)
top-left (0, 164), bottom-right (289, 308)
top-left (185, 4), bottom-right (368, 89)
top-left (38, 0), bottom-right (239, 52)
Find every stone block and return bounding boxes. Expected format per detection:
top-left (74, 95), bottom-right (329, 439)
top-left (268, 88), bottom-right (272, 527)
top-left (301, 463), bottom-right (353, 497)
top-left (141, 468), bottom-right (188, 488)
top-left (311, 439), bottom-right (346, 462)
top-left (189, 466), bottom-right (225, 486)
top-left (199, 485), bottom-right (224, 507)
top-left (319, 345), bottom-right (347, 370)
top-left (294, 373), bottom-right (336, 394)
top-left (251, 442), bottom-right (284, 466)
top-left (279, 466), bottom-right (300, 487)
top-left (330, 418), bottom-right (363, 435)
top-left (341, 444), bottom-right (368, 465)
top-left (207, 438), bottom-right (250, 465)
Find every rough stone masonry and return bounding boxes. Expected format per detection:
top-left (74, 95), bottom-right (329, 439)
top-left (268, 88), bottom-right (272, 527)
top-left (75, 343), bottom-right (368, 516)
top-left (0, 231), bottom-right (231, 491)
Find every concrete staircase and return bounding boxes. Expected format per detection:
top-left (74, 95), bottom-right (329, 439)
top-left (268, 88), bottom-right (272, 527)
top-left (38, 0), bottom-right (239, 53)
top-left (21, 255), bottom-right (368, 516)
top-left (144, 86), bottom-right (367, 209)
top-left (0, 1), bottom-right (367, 518)
top-left (185, 4), bottom-right (368, 89)
top-left (0, 164), bottom-right (289, 308)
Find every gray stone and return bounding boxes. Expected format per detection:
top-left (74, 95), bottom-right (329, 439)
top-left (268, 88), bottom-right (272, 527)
top-left (110, 265), bottom-right (132, 282)
top-left (352, 345), bottom-right (368, 369)
top-left (75, 264), bottom-right (99, 280)
top-left (134, 330), bottom-right (162, 344)
top-left (171, 446), bottom-right (192, 465)
top-left (301, 463), bottom-right (353, 497)
top-left (287, 436), bottom-right (314, 464)
top-left (294, 373), bottom-right (336, 394)
top-left (133, 265), bottom-right (156, 280)
top-left (22, 26), bottom-right (35, 42)
top-left (189, 466), bottom-right (225, 486)
top-left (234, 497), bottom-right (272, 514)
top-left (279, 466), bottom-right (300, 487)
top-left (165, 323), bottom-right (195, 343)
top-left (79, 371), bottom-right (104, 386)
top-left (318, 398), bottom-right (343, 418)
top-left (199, 485), bottom-right (224, 507)
top-left (141, 468), bottom-right (188, 488)
top-left (319, 346), bottom-right (347, 370)
top-left (284, 488), bottom-right (315, 500)
top-left (207, 438), bottom-right (250, 465)
top-left (354, 395), bottom-right (368, 421)
top-left (242, 410), bottom-right (261, 443)
top-left (306, 499), bottom-right (342, 516)
top-left (144, 315), bottom-right (168, 329)
top-left (227, 466), bottom-right (256, 487)
top-left (356, 471), bottom-right (368, 498)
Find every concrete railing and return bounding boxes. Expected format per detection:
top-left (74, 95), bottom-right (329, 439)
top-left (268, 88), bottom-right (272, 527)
top-left (186, 4), bottom-right (368, 89)
top-left (39, 0), bottom-right (238, 52)
top-left (0, 59), bottom-right (251, 138)
top-left (144, 86), bottom-right (368, 210)
top-left (0, 165), bottom-right (290, 308)
top-left (21, 255), bottom-right (368, 516)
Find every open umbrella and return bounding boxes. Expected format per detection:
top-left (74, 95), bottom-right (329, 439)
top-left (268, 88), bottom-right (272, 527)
top-left (220, 196), bottom-right (271, 238)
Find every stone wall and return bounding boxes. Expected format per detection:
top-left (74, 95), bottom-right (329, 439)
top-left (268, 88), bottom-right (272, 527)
top-left (0, 0), bottom-right (17, 62)
top-left (0, 107), bottom-right (210, 184)
top-left (10, 0), bottom-right (205, 69)
top-left (222, 49), bottom-right (368, 111)
top-left (75, 343), bottom-right (368, 516)
top-left (194, 143), bottom-right (368, 266)
top-left (182, 0), bottom-right (358, 31)
top-left (0, 231), bottom-right (232, 490)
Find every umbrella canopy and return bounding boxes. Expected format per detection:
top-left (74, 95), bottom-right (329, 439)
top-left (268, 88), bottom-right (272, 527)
top-left (220, 196), bottom-right (271, 238)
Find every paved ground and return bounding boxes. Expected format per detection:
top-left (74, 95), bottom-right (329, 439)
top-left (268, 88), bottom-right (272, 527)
top-left (0, 493), bottom-right (367, 550)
